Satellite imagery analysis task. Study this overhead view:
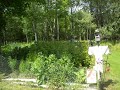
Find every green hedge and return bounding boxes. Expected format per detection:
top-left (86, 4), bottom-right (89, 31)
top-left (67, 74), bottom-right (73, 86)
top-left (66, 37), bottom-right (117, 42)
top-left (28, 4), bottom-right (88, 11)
top-left (28, 41), bottom-right (90, 67)
top-left (31, 54), bottom-right (76, 88)
top-left (1, 41), bottom-right (90, 73)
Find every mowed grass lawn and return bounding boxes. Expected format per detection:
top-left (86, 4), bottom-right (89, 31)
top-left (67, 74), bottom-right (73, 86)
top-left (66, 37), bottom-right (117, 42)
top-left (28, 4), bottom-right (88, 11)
top-left (0, 81), bottom-right (43, 90)
top-left (105, 43), bottom-right (120, 90)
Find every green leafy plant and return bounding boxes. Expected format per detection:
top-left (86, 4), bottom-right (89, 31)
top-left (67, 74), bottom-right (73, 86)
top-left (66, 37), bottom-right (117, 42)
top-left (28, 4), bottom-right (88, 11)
top-left (0, 73), bottom-right (4, 82)
top-left (31, 53), bottom-right (75, 89)
top-left (74, 68), bottom-right (86, 83)
top-left (19, 60), bottom-right (31, 73)
top-left (29, 41), bottom-right (90, 67)
top-left (8, 56), bottom-right (17, 71)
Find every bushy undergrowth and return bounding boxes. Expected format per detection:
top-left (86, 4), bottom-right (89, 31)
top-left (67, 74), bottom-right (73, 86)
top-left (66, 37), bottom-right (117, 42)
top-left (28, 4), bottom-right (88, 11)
top-left (8, 56), bottom-right (17, 72)
top-left (1, 41), bottom-right (90, 69)
top-left (29, 41), bottom-right (90, 67)
top-left (31, 53), bottom-right (85, 89)
top-left (0, 73), bottom-right (4, 82)
top-left (1, 41), bottom-right (89, 87)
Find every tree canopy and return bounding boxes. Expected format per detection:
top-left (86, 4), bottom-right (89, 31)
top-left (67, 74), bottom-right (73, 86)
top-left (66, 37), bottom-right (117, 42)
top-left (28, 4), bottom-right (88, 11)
top-left (0, 0), bottom-right (120, 44)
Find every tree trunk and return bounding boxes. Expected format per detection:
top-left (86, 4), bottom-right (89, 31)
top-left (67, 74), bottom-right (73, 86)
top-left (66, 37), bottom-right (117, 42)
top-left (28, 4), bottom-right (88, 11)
top-left (34, 32), bottom-right (37, 42)
top-left (55, 0), bottom-right (59, 41)
top-left (79, 33), bottom-right (81, 41)
top-left (70, 6), bottom-right (73, 38)
top-left (56, 16), bottom-right (59, 41)
top-left (43, 6), bottom-right (47, 41)
top-left (65, 16), bottom-right (67, 40)
top-left (55, 0), bottom-right (57, 40)
top-left (26, 34), bottom-right (29, 43)
top-left (2, 28), bottom-right (6, 45)
top-left (32, 21), bottom-right (37, 42)
top-left (87, 28), bottom-right (88, 40)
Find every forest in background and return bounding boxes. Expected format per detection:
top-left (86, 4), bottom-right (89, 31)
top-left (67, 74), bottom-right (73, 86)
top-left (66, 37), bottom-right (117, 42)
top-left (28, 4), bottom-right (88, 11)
top-left (0, 0), bottom-right (120, 45)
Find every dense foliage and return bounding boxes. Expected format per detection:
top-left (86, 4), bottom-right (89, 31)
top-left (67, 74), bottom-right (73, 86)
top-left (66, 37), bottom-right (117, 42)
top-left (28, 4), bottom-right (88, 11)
top-left (0, 0), bottom-right (119, 46)
top-left (31, 54), bottom-right (75, 87)
top-left (1, 41), bottom-right (89, 88)
top-left (1, 41), bottom-right (90, 71)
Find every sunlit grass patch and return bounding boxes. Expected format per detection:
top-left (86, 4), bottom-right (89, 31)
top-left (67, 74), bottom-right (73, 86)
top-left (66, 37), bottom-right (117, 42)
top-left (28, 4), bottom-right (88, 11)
top-left (104, 43), bottom-right (120, 90)
top-left (0, 81), bottom-right (43, 90)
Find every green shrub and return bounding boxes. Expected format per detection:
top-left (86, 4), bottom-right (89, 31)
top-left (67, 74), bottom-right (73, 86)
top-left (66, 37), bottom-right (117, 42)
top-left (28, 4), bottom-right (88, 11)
top-left (29, 41), bottom-right (90, 67)
top-left (18, 60), bottom-right (34, 78)
top-left (19, 59), bottom-right (32, 74)
top-left (8, 56), bottom-right (17, 71)
top-left (2, 41), bottom-right (91, 73)
top-left (0, 55), bottom-right (11, 73)
top-left (0, 73), bottom-right (4, 82)
top-left (19, 60), bottom-right (26, 73)
top-left (74, 68), bottom-right (86, 83)
top-left (31, 53), bottom-right (75, 89)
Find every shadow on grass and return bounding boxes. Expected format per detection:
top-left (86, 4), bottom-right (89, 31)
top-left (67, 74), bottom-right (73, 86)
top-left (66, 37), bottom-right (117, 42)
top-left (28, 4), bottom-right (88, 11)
top-left (0, 55), bottom-right (12, 75)
top-left (102, 79), bottom-right (118, 90)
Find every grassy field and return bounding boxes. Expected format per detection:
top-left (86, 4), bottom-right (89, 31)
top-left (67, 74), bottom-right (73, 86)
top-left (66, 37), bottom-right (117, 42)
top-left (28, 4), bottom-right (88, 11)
top-left (0, 81), bottom-right (43, 90)
top-left (103, 43), bottom-right (120, 90)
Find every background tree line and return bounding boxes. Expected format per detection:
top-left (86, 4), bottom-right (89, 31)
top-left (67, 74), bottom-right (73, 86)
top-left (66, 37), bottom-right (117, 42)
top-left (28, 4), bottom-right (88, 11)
top-left (0, 0), bottom-right (120, 44)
